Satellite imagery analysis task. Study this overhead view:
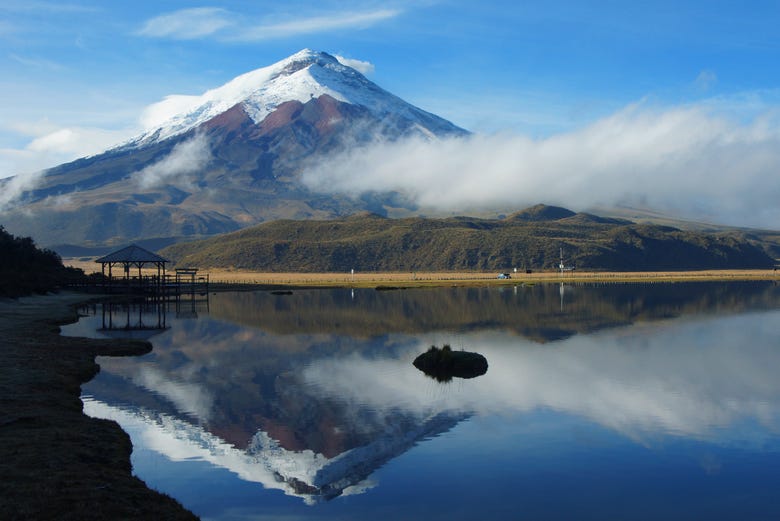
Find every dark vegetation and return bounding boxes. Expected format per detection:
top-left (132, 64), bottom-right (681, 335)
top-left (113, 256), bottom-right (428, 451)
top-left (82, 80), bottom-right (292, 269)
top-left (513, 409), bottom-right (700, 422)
top-left (0, 225), bottom-right (87, 297)
top-left (161, 205), bottom-right (776, 272)
top-left (413, 344), bottom-right (489, 382)
top-left (0, 226), bottom-right (198, 517)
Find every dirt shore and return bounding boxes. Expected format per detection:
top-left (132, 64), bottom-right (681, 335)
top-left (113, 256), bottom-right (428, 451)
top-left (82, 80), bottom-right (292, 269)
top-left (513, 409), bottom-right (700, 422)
top-left (0, 292), bottom-right (197, 520)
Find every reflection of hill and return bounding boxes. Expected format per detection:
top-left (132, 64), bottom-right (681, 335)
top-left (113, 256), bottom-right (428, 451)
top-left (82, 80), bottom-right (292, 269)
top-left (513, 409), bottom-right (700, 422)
top-left (209, 282), bottom-right (780, 342)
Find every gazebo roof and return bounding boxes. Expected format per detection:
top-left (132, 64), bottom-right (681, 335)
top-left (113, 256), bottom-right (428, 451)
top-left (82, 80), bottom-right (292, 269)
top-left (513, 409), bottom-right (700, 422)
top-left (95, 244), bottom-right (169, 264)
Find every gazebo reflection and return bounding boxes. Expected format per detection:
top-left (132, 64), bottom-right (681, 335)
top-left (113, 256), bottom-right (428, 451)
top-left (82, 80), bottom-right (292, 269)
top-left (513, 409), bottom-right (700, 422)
top-left (99, 297), bottom-right (169, 339)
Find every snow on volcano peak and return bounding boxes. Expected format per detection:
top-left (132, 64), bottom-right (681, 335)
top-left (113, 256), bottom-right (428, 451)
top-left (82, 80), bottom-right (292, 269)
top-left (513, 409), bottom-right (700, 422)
top-left (133, 49), bottom-right (464, 146)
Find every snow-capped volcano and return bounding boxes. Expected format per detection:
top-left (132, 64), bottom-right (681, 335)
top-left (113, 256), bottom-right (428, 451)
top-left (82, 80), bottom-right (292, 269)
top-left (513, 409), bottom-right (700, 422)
top-left (133, 49), bottom-right (464, 146)
top-left (0, 49), bottom-right (467, 247)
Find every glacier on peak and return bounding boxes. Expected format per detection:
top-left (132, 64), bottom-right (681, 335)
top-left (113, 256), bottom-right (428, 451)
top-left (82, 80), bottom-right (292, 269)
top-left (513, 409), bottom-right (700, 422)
top-left (132, 49), bottom-right (464, 147)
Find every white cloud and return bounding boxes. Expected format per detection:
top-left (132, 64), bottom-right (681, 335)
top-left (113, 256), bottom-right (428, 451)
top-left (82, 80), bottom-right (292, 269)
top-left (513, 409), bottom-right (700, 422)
top-left (0, 168), bottom-right (44, 211)
top-left (139, 94), bottom-right (203, 130)
top-left (5, 119), bottom-right (61, 138)
top-left (32, 126), bottom-right (128, 156)
top-left (0, 78), bottom-right (149, 179)
top-left (137, 7), bottom-right (401, 42)
top-left (302, 101), bottom-right (780, 228)
top-left (0, 1), bottom-right (98, 13)
top-left (0, 124), bottom-right (134, 180)
top-left (234, 9), bottom-right (401, 41)
top-left (134, 133), bottom-right (212, 190)
top-left (9, 53), bottom-right (66, 71)
top-left (136, 7), bottom-right (233, 40)
top-left (334, 54), bottom-right (375, 75)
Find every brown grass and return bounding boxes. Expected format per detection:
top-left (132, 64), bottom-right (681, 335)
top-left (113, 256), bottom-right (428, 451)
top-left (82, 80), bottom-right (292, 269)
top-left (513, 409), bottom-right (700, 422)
top-left (63, 258), bottom-right (779, 287)
top-left (168, 268), bottom-right (780, 287)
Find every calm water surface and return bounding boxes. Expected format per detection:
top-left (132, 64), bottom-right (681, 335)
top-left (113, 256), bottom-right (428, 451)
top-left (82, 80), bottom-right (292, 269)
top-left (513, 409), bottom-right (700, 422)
top-left (63, 282), bottom-right (780, 520)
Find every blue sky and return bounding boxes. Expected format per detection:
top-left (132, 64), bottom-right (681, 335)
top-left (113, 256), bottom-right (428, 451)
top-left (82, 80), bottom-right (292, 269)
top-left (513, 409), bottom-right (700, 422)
top-left (1, 1), bottom-right (780, 226)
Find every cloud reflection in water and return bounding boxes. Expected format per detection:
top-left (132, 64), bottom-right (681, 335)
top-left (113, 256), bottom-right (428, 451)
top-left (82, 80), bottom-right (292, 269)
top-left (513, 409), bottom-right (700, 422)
top-left (302, 310), bottom-right (780, 442)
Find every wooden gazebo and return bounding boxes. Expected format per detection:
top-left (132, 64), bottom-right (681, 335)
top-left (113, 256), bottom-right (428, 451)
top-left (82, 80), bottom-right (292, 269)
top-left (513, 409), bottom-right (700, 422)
top-left (95, 244), bottom-right (169, 293)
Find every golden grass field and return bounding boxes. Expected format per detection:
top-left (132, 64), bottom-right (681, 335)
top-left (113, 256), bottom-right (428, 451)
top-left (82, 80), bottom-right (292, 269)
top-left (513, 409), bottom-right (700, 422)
top-left (64, 258), bottom-right (779, 287)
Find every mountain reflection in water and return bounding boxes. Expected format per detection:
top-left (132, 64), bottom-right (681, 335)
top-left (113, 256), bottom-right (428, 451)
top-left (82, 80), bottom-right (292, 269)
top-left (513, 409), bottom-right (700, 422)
top-left (64, 282), bottom-right (780, 519)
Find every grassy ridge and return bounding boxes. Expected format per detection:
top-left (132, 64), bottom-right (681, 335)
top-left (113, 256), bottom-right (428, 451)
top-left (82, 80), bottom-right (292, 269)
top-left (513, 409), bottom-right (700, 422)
top-left (160, 205), bottom-right (776, 272)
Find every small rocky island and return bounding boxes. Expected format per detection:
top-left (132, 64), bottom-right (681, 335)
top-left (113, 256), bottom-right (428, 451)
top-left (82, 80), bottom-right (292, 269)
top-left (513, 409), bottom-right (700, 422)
top-left (413, 344), bottom-right (489, 382)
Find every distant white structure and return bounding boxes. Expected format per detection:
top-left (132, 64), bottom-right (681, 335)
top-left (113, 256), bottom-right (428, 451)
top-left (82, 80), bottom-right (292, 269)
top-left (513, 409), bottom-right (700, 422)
top-left (559, 248), bottom-right (575, 274)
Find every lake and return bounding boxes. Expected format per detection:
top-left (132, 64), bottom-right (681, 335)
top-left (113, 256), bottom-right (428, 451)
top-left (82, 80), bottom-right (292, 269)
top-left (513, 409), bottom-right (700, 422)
top-left (62, 282), bottom-right (780, 520)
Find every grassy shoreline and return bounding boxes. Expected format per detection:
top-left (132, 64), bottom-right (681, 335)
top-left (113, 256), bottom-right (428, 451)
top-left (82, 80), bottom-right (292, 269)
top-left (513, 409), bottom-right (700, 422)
top-left (0, 292), bottom-right (198, 520)
top-left (62, 258), bottom-right (780, 287)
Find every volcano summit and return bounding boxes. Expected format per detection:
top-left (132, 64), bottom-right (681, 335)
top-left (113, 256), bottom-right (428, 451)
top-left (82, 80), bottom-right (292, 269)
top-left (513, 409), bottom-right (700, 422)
top-left (0, 50), bottom-right (466, 248)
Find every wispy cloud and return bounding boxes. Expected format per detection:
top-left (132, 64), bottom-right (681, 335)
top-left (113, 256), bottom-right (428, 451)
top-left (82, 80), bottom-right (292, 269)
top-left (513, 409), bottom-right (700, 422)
top-left (334, 54), bottom-right (375, 75)
top-left (24, 127), bottom-right (123, 155)
top-left (136, 7), bottom-right (401, 41)
top-left (0, 123), bottom-right (133, 181)
top-left (136, 7), bottom-right (232, 40)
top-left (9, 53), bottom-right (66, 71)
top-left (138, 94), bottom-right (202, 131)
top-left (0, 1), bottom-right (99, 14)
top-left (0, 168), bottom-right (44, 212)
top-left (233, 9), bottom-right (401, 41)
top-left (134, 133), bottom-right (212, 190)
top-left (302, 101), bottom-right (780, 228)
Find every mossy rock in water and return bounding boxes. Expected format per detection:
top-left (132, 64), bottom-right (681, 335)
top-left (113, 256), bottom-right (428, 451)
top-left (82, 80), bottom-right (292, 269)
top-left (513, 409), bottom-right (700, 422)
top-left (413, 344), bottom-right (488, 382)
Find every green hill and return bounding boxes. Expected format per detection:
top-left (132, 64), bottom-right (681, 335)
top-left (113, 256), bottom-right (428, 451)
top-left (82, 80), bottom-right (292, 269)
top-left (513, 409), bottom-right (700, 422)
top-left (159, 205), bottom-right (776, 272)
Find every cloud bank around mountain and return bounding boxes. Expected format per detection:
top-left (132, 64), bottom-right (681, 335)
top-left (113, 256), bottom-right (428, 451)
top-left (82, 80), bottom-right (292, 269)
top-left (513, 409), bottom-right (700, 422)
top-left (302, 102), bottom-right (780, 228)
top-left (134, 133), bottom-right (212, 190)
